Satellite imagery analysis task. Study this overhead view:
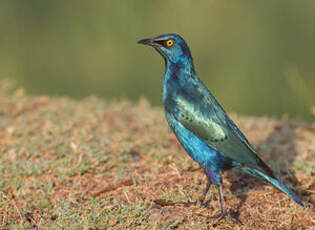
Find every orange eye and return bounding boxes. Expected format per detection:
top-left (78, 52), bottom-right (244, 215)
top-left (166, 39), bottom-right (174, 47)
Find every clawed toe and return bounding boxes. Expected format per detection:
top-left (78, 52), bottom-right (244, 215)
top-left (208, 210), bottom-right (242, 225)
top-left (174, 199), bottom-right (213, 209)
top-left (197, 199), bottom-right (212, 209)
top-left (174, 200), bottom-right (196, 207)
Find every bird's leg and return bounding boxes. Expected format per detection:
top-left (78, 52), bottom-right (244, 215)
top-left (209, 184), bottom-right (242, 224)
top-left (218, 184), bottom-right (226, 214)
top-left (179, 178), bottom-right (212, 208)
top-left (174, 180), bottom-right (211, 207)
top-left (198, 180), bottom-right (211, 206)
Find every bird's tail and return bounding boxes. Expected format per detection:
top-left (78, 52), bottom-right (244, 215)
top-left (241, 167), bottom-right (304, 207)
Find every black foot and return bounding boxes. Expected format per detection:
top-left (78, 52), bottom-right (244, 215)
top-left (208, 210), bottom-right (242, 225)
top-left (174, 201), bottom-right (196, 207)
top-left (196, 198), bottom-right (212, 209)
top-left (174, 199), bottom-right (213, 209)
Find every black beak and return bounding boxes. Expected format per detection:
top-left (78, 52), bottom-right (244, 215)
top-left (137, 38), bottom-right (160, 47)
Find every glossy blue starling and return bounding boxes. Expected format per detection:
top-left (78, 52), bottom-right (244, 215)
top-left (138, 34), bottom-right (304, 222)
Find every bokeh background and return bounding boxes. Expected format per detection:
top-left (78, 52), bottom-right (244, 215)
top-left (1, 0), bottom-right (314, 121)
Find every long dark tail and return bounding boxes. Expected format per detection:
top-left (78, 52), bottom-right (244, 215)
top-left (242, 167), bottom-right (304, 207)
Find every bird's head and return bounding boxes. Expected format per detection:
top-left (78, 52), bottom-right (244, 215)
top-left (138, 34), bottom-right (193, 68)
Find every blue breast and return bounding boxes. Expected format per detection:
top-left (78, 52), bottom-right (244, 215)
top-left (165, 112), bottom-right (229, 173)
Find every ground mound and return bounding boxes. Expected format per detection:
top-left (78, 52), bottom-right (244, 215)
top-left (0, 82), bottom-right (314, 229)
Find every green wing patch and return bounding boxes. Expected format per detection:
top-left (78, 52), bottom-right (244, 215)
top-left (175, 91), bottom-right (274, 176)
top-left (178, 110), bottom-right (228, 142)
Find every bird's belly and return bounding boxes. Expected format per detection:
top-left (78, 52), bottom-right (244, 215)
top-left (166, 114), bottom-right (227, 171)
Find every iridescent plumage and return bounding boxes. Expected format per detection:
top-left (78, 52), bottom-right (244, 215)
top-left (138, 34), bottom-right (304, 221)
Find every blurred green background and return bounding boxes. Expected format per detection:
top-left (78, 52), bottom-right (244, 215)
top-left (1, 0), bottom-right (314, 121)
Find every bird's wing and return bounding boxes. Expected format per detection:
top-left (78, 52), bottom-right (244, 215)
top-left (174, 84), bottom-right (274, 177)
